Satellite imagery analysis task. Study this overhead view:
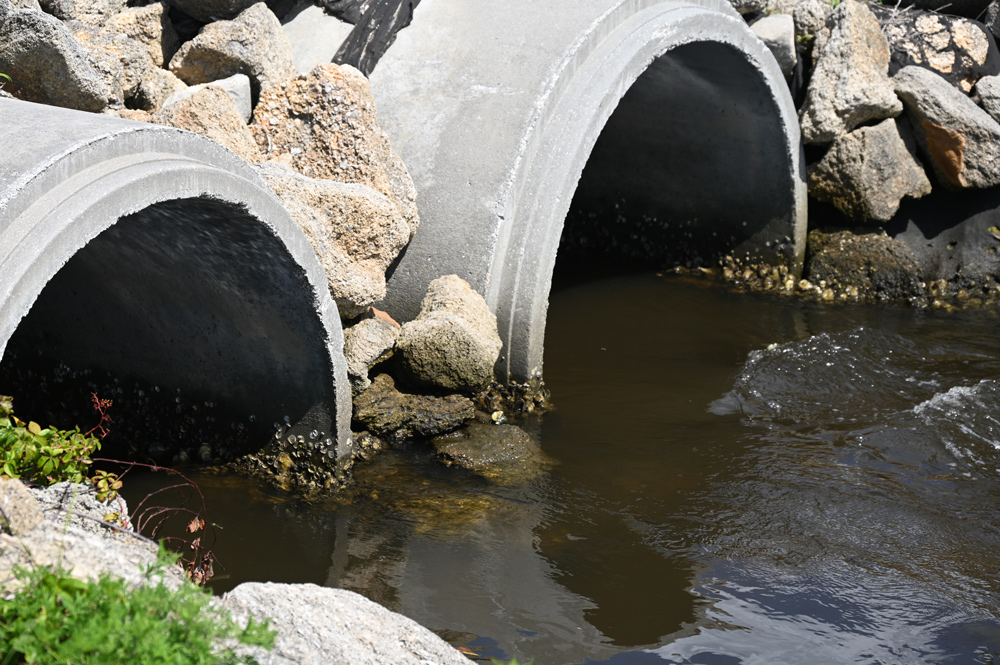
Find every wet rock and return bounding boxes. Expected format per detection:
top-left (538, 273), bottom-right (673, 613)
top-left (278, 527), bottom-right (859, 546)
top-left (894, 65), bottom-right (1000, 189)
top-left (102, 2), bottom-right (180, 69)
top-left (332, 0), bottom-right (422, 76)
top-left (343, 312), bottom-right (400, 395)
top-left (71, 23), bottom-right (151, 109)
top-left (0, 478), bottom-right (43, 537)
top-left (153, 86), bottom-right (263, 162)
top-left (751, 14), bottom-right (797, 76)
top-left (878, 8), bottom-right (996, 93)
top-left (169, 2), bottom-right (295, 100)
top-left (255, 161), bottom-right (409, 316)
top-left (133, 66), bottom-right (188, 112)
top-left (353, 373), bottom-right (474, 441)
top-left (222, 582), bottom-right (472, 665)
top-left (808, 118), bottom-right (931, 224)
top-left (806, 229), bottom-right (923, 302)
top-left (250, 64), bottom-right (419, 238)
top-left (397, 275), bottom-right (503, 394)
top-left (38, 0), bottom-right (126, 28)
top-left (799, 0), bottom-right (902, 144)
top-left (433, 419), bottom-right (553, 485)
top-left (0, 6), bottom-right (107, 111)
top-left (163, 72), bottom-right (253, 122)
top-left (163, 0), bottom-right (258, 23)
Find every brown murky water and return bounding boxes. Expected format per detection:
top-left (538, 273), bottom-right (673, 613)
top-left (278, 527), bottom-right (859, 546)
top-left (121, 274), bottom-right (1000, 665)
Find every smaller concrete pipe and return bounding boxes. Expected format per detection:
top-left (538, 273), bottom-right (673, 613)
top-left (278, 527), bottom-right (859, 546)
top-left (0, 99), bottom-right (352, 461)
top-left (371, 0), bottom-right (807, 383)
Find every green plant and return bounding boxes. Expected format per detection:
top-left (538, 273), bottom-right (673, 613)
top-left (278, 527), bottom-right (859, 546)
top-left (0, 549), bottom-right (275, 665)
top-left (491, 659), bottom-right (534, 665)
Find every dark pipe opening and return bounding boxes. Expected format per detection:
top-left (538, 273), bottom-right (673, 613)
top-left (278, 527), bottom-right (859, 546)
top-left (0, 197), bottom-right (336, 463)
top-left (555, 41), bottom-right (794, 289)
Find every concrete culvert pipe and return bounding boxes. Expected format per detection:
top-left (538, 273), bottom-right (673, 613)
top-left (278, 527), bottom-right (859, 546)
top-left (0, 99), bottom-right (352, 470)
top-left (370, 0), bottom-right (807, 383)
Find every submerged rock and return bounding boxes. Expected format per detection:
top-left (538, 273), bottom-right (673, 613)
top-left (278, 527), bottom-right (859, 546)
top-left (353, 373), bottom-right (474, 441)
top-left (432, 418), bottom-right (554, 485)
top-left (805, 229), bottom-right (924, 302)
top-left (397, 275), bottom-right (503, 394)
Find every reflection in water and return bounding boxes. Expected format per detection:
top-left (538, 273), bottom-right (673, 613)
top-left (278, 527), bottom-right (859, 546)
top-left (123, 275), bottom-right (1000, 664)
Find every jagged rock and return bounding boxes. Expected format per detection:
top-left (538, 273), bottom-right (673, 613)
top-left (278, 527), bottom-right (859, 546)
top-left (71, 23), bottom-right (151, 109)
top-left (38, 0), bottom-right (126, 27)
top-left (793, 0), bottom-right (832, 44)
top-left (255, 161), bottom-right (409, 317)
top-left (728, 0), bottom-right (766, 13)
top-left (163, 73), bottom-right (253, 122)
top-left (153, 86), bottom-right (263, 162)
top-left (332, 0), bottom-right (422, 76)
top-left (799, 0), bottom-right (902, 144)
top-left (894, 65), bottom-right (1000, 189)
top-left (102, 2), bottom-right (179, 69)
top-left (343, 312), bottom-right (400, 394)
top-left (397, 275), bottom-right (502, 394)
top-left (352, 373), bottom-right (474, 440)
top-left (282, 2), bottom-right (354, 75)
top-left (878, 8), bottom-right (996, 93)
top-left (0, 478), bottom-right (43, 537)
top-left (163, 0), bottom-right (258, 23)
top-left (0, 6), bottom-right (108, 111)
top-left (751, 14), bottom-right (797, 76)
top-left (169, 2), bottom-right (295, 100)
top-left (133, 66), bottom-right (187, 112)
top-left (432, 418), bottom-right (554, 485)
top-left (806, 229), bottom-right (923, 302)
top-left (973, 74), bottom-right (1000, 122)
top-left (250, 64), bottom-right (419, 238)
top-left (808, 118), bottom-right (931, 224)
top-left (223, 582), bottom-right (472, 665)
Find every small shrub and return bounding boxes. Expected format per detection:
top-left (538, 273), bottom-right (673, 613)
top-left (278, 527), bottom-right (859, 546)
top-left (0, 549), bottom-right (275, 665)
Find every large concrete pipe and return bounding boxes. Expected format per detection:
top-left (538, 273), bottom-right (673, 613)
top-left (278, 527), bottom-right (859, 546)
top-left (0, 98), bottom-right (352, 463)
top-left (370, 0), bottom-right (807, 383)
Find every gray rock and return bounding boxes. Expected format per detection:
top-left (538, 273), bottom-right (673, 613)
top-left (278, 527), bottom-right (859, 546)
top-left (164, 0), bottom-right (258, 23)
top-left (806, 229), bottom-right (923, 302)
top-left (799, 0), bottom-right (902, 144)
top-left (0, 7), bottom-right (107, 111)
top-left (154, 86), bottom-right (263, 162)
top-left (728, 0), bottom-right (766, 13)
top-left (10, 0), bottom-right (40, 9)
top-left (808, 118), bottom-right (931, 224)
top-left (133, 66), bottom-right (188, 112)
top-left (751, 13), bottom-right (797, 76)
top-left (432, 419), bottom-right (554, 485)
top-left (163, 73), bottom-right (253, 122)
top-left (251, 64), bottom-right (419, 239)
top-left (973, 74), bottom-right (1000, 122)
top-left (894, 65), bottom-right (1000, 189)
top-left (222, 582), bottom-right (472, 665)
top-left (71, 23), bottom-right (152, 108)
top-left (169, 2), bottom-right (295, 99)
top-left (397, 275), bottom-right (503, 394)
top-left (38, 0), bottom-right (126, 27)
top-left (102, 2), bottom-right (180, 69)
top-left (255, 161), bottom-right (410, 317)
top-left (0, 478), bottom-right (43, 536)
top-left (352, 373), bottom-right (474, 440)
top-left (343, 311), bottom-right (400, 394)
top-left (880, 9), bottom-right (994, 93)
top-left (282, 2), bottom-right (354, 75)
top-left (987, 0), bottom-right (1000, 41)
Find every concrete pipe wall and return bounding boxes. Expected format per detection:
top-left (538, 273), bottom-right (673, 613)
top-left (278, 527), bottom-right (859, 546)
top-left (370, 0), bottom-right (807, 383)
top-left (0, 98), bottom-right (352, 461)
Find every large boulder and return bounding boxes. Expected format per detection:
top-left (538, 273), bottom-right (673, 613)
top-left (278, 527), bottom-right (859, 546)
top-left (879, 8), bottom-right (996, 93)
top-left (102, 2), bottom-right (179, 69)
top-left (432, 418), bottom-right (554, 485)
top-left (153, 86), bottom-right (263, 162)
top-left (255, 161), bottom-right (410, 317)
top-left (0, 6), bottom-right (107, 111)
top-left (343, 311), bottom-right (400, 395)
top-left (222, 582), bottom-right (472, 665)
top-left (805, 229), bottom-right (924, 302)
top-left (250, 64), bottom-right (418, 238)
top-left (169, 2), bottom-right (295, 100)
top-left (808, 118), bottom-right (931, 224)
top-left (37, 0), bottom-right (126, 27)
top-left (352, 373), bottom-right (474, 441)
top-left (799, 0), bottom-right (902, 144)
top-left (163, 72), bottom-right (253, 122)
top-left (894, 65), bottom-right (1000, 189)
top-left (397, 275), bottom-right (502, 394)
